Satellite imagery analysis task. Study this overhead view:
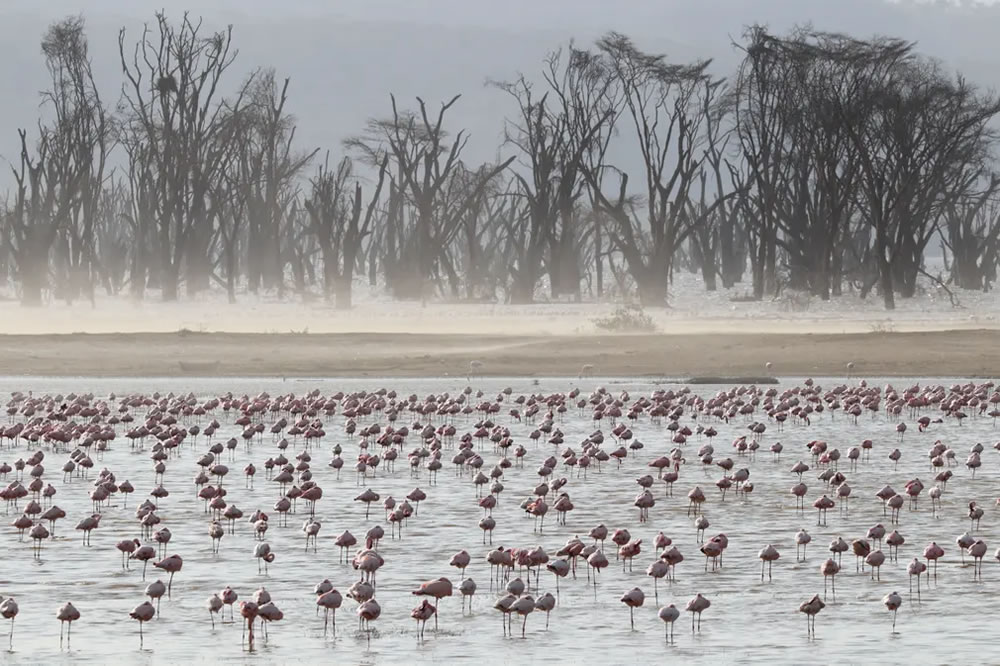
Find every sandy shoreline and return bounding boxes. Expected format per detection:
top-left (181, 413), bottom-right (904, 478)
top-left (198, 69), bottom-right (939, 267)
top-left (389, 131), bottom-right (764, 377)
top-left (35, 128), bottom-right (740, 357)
top-left (0, 329), bottom-right (995, 378)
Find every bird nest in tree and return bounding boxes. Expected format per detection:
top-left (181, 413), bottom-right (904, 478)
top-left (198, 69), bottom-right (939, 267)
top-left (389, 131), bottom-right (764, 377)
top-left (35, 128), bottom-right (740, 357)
top-left (157, 75), bottom-right (178, 95)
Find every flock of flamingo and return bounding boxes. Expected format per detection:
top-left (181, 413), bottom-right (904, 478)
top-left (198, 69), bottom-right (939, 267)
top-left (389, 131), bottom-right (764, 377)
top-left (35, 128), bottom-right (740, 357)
top-left (0, 376), bottom-right (998, 656)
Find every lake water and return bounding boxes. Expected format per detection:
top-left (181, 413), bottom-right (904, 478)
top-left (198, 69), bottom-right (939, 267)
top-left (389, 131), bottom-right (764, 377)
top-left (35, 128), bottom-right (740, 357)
top-left (0, 376), bottom-right (994, 665)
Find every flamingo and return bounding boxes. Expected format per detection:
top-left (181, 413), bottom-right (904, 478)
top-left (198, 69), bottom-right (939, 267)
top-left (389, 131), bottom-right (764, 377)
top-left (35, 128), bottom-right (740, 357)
top-left (685, 593), bottom-right (710, 632)
top-left (57, 602), bottom-right (80, 647)
top-left (153, 554), bottom-right (183, 596)
top-left (620, 587), bottom-right (645, 630)
top-left (883, 591), bottom-right (902, 632)
top-left (130, 601), bottom-right (155, 647)
top-left (658, 604), bottom-right (680, 641)
top-left (799, 594), bottom-right (825, 637)
top-left (0, 598), bottom-right (17, 649)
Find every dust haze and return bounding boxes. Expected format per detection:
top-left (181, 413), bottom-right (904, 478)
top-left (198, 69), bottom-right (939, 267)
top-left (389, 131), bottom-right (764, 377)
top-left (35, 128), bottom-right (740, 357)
top-left (0, 1), bottom-right (998, 376)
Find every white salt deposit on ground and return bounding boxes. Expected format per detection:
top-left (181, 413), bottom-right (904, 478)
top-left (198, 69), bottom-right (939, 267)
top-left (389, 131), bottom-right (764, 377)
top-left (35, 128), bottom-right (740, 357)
top-left (0, 259), bottom-right (991, 336)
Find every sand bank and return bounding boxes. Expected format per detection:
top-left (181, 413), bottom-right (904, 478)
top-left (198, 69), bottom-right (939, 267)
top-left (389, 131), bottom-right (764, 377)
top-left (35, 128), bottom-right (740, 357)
top-left (0, 329), bottom-right (994, 378)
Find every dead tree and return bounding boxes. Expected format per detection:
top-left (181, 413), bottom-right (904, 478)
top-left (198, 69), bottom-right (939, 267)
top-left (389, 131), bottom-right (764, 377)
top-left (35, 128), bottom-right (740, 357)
top-left (347, 95), bottom-right (513, 300)
top-left (118, 12), bottom-right (252, 301)
top-left (491, 44), bottom-right (620, 303)
top-left (42, 16), bottom-right (109, 304)
top-left (304, 155), bottom-right (387, 308)
top-left (842, 52), bottom-right (1000, 309)
top-left (941, 176), bottom-right (1000, 290)
top-left (686, 82), bottom-right (745, 291)
top-left (586, 33), bottom-right (721, 305)
top-left (2, 17), bottom-right (108, 306)
top-left (93, 178), bottom-right (131, 296)
top-left (239, 71), bottom-right (318, 296)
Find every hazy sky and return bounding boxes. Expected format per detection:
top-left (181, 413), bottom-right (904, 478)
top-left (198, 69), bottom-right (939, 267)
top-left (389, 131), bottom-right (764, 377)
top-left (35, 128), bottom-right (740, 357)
top-left (1, 0), bottom-right (999, 171)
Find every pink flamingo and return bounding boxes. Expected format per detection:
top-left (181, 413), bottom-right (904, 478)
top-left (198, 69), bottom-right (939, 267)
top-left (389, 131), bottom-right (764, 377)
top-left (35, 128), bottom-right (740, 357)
top-left (685, 593), bottom-right (710, 632)
top-left (758, 544), bottom-right (780, 581)
top-left (0, 598), bottom-right (17, 648)
top-left (449, 549), bottom-right (471, 575)
top-left (317, 589), bottom-right (342, 634)
top-left (907, 558), bottom-right (927, 597)
top-left (412, 578), bottom-right (452, 630)
top-left (883, 591), bottom-right (902, 632)
top-left (207, 594), bottom-right (223, 629)
top-left (357, 598), bottom-right (381, 643)
top-left (799, 594), bottom-right (825, 637)
top-left (257, 602), bottom-right (283, 642)
top-left (620, 587), bottom-right (645, 630)
top-left (145, 579), bottom-right (166, 615)
top-left (240, 601), bottom-right (258, 646)
top-left (619, 539), bottom-right (642, 572)
top-left (494, 593), bottom-right (516, 636)
top-left (795, 529), bottom-right (811, 561)
top-left (411, 599), bottom-right (436, 638)
top-left (923, 542), bottom-right (945, 579)
top-left (131, 544), bottom-right (156, 579)
top-left (57, 602), bottom-right (80, 647)
top-left (820, 558), bottom-right (840, 600)
top-left (968, 539), bottom-right (988, 579)
top-left (153, 554), bottom-right (183, 596)
top-left (510, 595), bottom-right (535, 638)
top-left (220, 586), bottom-right (239, 622)
top-left (866, 549), bottom-right (886, 580)
top-left (130, 601), bottom-right (155, 647)
top-left (658, 604), bottom-right (679, 641)
top-left (75, 513), bottom-right (100, 545)
top-left (459, 578), bottom-right (477, 613)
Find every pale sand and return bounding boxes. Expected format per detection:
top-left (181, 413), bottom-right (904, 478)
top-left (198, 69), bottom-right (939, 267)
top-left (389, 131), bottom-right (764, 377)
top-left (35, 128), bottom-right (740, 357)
top-left (0, 329), bottom-right (994, 378)
top-left (0, 291), bottom-right (995, 378)
top-left (0, 290), bottom-right (994, 337)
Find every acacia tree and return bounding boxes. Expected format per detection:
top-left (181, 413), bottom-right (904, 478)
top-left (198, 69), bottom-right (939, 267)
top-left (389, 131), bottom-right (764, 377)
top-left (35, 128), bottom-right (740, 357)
top-left (304, 155), bottom-right (387, 308)
top-left (459, 185), bottom-right (514, 300)
top-left (685, 81), bottom-right (746, 291)
top-left (586, 33), bottom-right (725, 305)
top-left (771, 33), bottom-right (866, 299)
top-left (941, 176), bottom-right (1000, 290)
top-left (93, 178), bottom-right (131, 296)
top-left (733, 26), bottom-right (793, 299)
top-left (43, 16), bottom-right (110, 304)
top-left (118, 12), bottom-right (252, 301)
top-left (348, 95), bottom-right (513, 300)
top-left (238, 71), bottom-right (317, 295)
top-left (492, 45), bottom-right (621, 303)
top-left (547, 48), bottom-right (622, 301)
top-left (491, 74), bottom-right (563, 303)
top-left (843, 53), bottom-right (1000, 308)
top-left (2, 17), bottom-right (108, 306)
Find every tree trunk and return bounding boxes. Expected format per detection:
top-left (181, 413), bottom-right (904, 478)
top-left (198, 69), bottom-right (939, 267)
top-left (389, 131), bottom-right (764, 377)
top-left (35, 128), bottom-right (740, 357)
top-left (594, 215), bottom-right (604, 298)
top-left (320, 244), bottom-right (337, 300)
top-left (161, 263), bottom-right (180, 302)
top-left (20, 258), bottom-right (45, 306)
top-left (510, 268), bottom-right (536, 304)
top-left (225, 245), bottom-right (238, 304)
top-left (635, 265), bottom-right (668, 307)
top-left (751, 238), bottom-right (766, 300)
top-left (334, 276), bottom-right (352, 310)
top-left (876, 226), bottom-right (895, 310)
top-left (764, 233), bottom-right (777, 295)
top-left (720, 213), bottom-right (741, 288)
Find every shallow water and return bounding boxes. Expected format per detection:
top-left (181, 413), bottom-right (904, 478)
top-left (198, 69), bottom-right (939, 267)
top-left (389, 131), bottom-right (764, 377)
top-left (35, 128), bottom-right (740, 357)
top-left (0, 375), bottom-right (995, 665)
